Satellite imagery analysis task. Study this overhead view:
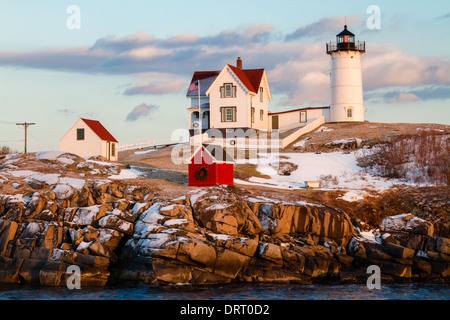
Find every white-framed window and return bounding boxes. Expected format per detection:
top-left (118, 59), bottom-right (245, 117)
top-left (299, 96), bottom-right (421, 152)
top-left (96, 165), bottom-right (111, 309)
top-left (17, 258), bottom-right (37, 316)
top-left (251, 107), bottom-right (255, 124)
top-left (220, 83), bottom-right (236, 98)
top-left (260, 110), bottom-right (264, 121)
top-left (221, 107), bottom-right (237, 122)
top-left (259, 87), bottom-right (264, 102)
top-left (347, 108), bottom-right (353, 118)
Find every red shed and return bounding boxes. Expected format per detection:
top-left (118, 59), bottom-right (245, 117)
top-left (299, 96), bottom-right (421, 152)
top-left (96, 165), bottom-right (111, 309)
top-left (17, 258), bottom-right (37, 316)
top-left (188, 144), bottom-right (234, 187)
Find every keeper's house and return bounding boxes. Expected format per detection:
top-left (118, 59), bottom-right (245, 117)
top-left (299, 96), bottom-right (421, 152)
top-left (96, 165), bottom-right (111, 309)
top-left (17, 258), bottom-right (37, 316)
top-left (60, 118), bottom-right (119, 161)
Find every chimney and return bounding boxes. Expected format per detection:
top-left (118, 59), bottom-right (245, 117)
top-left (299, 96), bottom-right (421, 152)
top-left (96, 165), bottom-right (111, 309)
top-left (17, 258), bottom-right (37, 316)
top-left (236, 57), bottom-right (243, 70)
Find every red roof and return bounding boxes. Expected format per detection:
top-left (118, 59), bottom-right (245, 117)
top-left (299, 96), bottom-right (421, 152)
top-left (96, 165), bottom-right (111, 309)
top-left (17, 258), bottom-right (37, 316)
top-left (227, 65), bottom-right (264, 94)
top-left (187, 64), bottom-right (266, 96)
top-left (81, 118), bottom-right (118, 143)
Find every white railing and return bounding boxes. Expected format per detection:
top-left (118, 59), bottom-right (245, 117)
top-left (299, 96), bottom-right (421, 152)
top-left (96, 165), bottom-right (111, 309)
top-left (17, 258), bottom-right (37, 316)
top-left (279, 116), bottom-right (325, 149)
top-left (119, 140), bottom-right (156, 151)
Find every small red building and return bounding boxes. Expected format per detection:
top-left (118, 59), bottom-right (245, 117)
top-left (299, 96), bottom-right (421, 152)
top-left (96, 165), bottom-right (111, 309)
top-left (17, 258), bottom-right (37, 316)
top-left (188, 144), bottom-right (234, 187)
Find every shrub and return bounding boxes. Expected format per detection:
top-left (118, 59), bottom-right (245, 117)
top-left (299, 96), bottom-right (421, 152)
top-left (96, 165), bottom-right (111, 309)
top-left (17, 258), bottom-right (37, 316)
top-left (357, 130), bottom-right (450, 185)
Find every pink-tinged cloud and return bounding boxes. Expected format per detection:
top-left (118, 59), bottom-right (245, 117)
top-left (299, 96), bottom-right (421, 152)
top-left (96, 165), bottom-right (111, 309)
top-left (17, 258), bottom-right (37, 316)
top-left (0, 25), bottom-right (449, 106)
top-left (390, 93), bottom-right (420, 103)
top-left (363, 44), bottom-right (450, 89)
top-left (124, 80), bottom-right (186, 95)
top-left (125, 103), bottom-right (158, 122)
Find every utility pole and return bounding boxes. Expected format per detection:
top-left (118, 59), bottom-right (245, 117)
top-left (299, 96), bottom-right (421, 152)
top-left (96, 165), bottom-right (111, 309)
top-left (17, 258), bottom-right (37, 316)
top-left (16, 122), bottom-right (36, 154)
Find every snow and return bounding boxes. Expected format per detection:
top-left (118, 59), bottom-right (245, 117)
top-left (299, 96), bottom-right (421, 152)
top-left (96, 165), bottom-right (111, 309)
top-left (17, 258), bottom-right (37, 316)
top-left (317, 126), bottom-right (334, 132)
top-left (59, 177), bottom-right (86, 190)
top-left (160, 204), bottom-right (178, 212)
top-left (416, 250), bottom-right (429, 258)
top-left (37, 151), bottom-right (78, 165)
top-left (6, 170), bottom-right (38, 178)
top-left (245, 196), bottom-right (279, 203)
top-left (207, 233), bottom-right (233, 241)
top-left (190, 190), bottom-right (208, 205)
top-left (140, 203), bottom-right (165, 225)
top-left (131, 203), bottom-right (149, 216)
top-left (53, 184), bottom-right (76, 200)
top-left (109, 168), bottom-right (142, 180)
top-left (4, 169), bottom-right (86, 189)
top-left (163, 219), bottom-right (189, 228)
top-left (36, 151), bottom-right (64, 161)
top-left (358, 230), bottom-right (381, 245)
top-left (235, 151), bottom-right (410, 198)
top-left (134, 149), bottom-right (156, 155)
top-left (205, 203), bottom-right (230, 210)
top-left (30, 173), bottom-right (61, 185)
top-left (339, 190), bottom-right (367, 202)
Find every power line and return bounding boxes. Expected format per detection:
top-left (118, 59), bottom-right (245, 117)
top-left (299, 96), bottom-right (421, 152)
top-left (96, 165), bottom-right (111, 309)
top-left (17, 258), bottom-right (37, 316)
top-left (0, 139), bottom-right (24, 143)
top-left (0, 120), bottom-right (17, 125)
top-left (16, 122), bottom-right (36, 154)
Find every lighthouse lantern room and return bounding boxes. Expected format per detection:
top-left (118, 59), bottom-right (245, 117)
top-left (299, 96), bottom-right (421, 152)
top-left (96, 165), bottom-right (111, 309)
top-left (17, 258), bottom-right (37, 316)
top-left (326, 25), bottom-right (366, 123)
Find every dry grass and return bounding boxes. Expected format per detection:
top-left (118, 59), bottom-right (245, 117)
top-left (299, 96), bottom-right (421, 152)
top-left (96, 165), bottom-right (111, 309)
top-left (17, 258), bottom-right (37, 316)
top-left (287, 122), bottom-right (450, 153)
top-left (357, 130), bottom-right (450, 185)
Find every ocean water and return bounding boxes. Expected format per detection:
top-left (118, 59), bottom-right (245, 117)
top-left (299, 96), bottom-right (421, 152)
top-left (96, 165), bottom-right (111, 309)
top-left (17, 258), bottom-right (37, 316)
top-left (0, 283), bottom-right (449, 300)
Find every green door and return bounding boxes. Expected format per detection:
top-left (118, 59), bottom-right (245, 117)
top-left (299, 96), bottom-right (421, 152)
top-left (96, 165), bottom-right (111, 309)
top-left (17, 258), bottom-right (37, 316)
top-left (272, 115), bottom-right (279, 130)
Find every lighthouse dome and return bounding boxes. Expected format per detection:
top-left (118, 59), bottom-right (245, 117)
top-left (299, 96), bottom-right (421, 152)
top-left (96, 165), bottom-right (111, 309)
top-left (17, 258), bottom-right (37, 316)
top-left (336, 25), bottom-right (356, 50)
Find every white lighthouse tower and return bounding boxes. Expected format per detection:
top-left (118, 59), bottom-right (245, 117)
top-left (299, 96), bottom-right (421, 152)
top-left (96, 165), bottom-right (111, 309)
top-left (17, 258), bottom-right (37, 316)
top-left (326, 25), bottom-right (366, 122)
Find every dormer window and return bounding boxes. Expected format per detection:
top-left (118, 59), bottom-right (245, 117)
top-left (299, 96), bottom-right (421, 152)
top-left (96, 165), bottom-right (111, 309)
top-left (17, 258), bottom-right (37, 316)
top-left (220, 83), bottom-right (236, 98)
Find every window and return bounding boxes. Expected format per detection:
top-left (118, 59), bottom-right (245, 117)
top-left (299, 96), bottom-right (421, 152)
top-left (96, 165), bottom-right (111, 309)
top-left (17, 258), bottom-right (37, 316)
top-left (260, 110), bottom-right (264, 121)
top-left (347, 108), bottom-right (353, 118)
top-left (77, 128), bottom-right (85, 140)
top-left (220, 83), bottom-right (236, 98)
top-left (111, 143), bottom-right (116, 157)
top-left (260, 87), bottom-right (264, 102)
top-left (221, 107), bottom-right (237, 122)
top-left (251, 107), bottom-right (255, 124)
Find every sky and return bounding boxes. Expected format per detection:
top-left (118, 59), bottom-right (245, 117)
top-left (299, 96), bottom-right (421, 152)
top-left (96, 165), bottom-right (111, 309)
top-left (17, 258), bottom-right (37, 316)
top-left (0, 0), bottom-right (449, 153)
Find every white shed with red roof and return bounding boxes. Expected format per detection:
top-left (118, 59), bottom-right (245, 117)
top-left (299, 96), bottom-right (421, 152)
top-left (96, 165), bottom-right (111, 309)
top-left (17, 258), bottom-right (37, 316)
top-left (60, 118), bottom-right (119, 161)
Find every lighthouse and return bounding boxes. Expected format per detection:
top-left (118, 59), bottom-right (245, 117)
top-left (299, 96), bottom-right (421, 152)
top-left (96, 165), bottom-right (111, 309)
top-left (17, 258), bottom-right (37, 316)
top-left (326, 25), bottom-right (366, 123)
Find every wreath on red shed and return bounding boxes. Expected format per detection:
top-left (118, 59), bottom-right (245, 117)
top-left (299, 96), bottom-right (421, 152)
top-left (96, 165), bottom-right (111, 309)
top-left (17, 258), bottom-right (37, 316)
top-left (196, 166), bottom-right (209, 181)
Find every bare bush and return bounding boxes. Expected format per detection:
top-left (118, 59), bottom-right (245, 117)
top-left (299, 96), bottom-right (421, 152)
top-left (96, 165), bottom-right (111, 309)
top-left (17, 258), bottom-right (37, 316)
top-left (357, 130), bottom-right (450, 185)
top-left (0, 145), bottom-right (15, 154)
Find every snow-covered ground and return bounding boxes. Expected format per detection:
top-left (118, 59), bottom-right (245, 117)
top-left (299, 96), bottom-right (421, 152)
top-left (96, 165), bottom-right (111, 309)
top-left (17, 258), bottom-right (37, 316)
top-left (235, 150), bottom-right (417, 201)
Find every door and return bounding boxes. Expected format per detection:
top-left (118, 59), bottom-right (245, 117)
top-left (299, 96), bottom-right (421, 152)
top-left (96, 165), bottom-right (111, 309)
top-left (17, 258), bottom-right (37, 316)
top-left (272, 115), bottom-right (279, 130)
top-left (300, 111), bottom-right (307, 123)
top-left (106, 141), bottom-right (111, 161)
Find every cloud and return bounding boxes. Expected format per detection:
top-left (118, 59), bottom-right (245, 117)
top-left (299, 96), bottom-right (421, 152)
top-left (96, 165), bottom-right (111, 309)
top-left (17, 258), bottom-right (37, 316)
top-left (57, 108), bottom-right (95, 118)
top-left (363, 45), bottom-right (450, 90)
top-left (1, 23), bottom-right (450, 107)
top-left (124, 80), bottom-right (186, 95)
top-left (389, 93), bottom-right (420, 103)
top-left (125, 103), bottom-right (158, 122)
top-left (437, 13), bottom-right (450, 19)
top-left (285, 15), bottom-right (360, 41)
top-left (367, 85), bottom-right (450, 104)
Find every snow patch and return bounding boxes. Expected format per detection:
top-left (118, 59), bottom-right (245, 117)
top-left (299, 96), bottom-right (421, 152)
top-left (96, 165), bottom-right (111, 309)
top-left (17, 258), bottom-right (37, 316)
top-left (339, 190), bottom-right (367, 202)
top-left (190, 191), bottom-right (208, 205)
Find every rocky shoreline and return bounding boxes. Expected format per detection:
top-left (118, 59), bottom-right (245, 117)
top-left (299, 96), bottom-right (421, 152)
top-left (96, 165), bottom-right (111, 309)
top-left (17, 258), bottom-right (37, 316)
top-left (0, 152), bottom-right (449, 287)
